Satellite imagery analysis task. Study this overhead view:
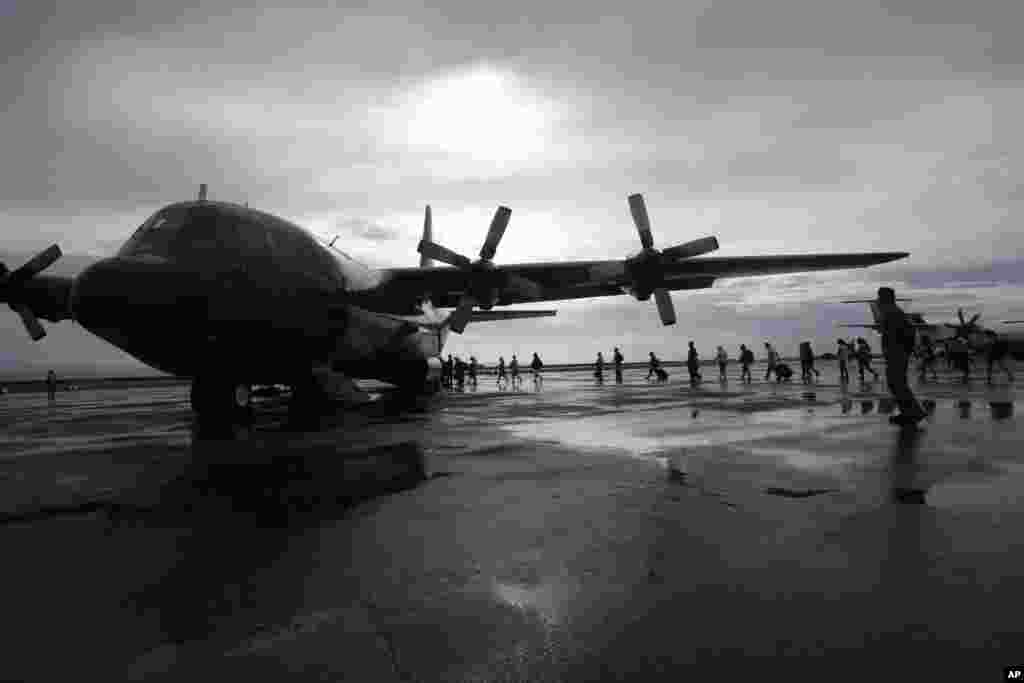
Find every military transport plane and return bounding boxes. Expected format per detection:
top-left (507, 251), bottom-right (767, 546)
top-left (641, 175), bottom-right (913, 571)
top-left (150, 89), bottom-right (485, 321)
top-left (1, 189), bottom-right (908, 427)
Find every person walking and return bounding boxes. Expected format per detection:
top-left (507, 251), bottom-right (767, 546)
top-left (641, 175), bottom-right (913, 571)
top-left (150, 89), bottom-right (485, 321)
top-left (917, 336), bottom-right (938, 383)
top-left (715, 346), bottom-right (728, 382)
top-left (45, 369), bottom-right (58, 402)
top-left (686, 341), bottom-right (701, 385)
top-left (646, 352), bottom-right (662, 381)
top-left (739, 344), bottom-right (753, 383)
top-left (947, 336), bottom-right (970, 383)
top-left (530, 352), bottom-right (544, 390)
top-left (468, 356), bottom-right (478, 388)
top-left (763, 343), bottom-right (778, 382)
top-left (984, 331), bottom-right (1013, 384)
top-left (613, 347), bottom-right (624, 383)
top-left (594, 352), bottom-right (605, 383)
top-left (799, 341), bottom-right (820, 384)
top-left (497, 356), bottom-right (507, 390)
top-left (875, 287), bottom-right (927, 426)
top-left (510, 354), bottom-right (521, 390)
top-left (856, 337), bottom-right (880, 382)
top-left (837, 339), bottom-right (851, 384)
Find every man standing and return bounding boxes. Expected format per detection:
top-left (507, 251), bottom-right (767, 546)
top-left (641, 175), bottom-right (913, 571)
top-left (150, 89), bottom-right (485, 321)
top-left (613, 347), bottom-right (624, 383)
top-left (876, 287), bottom-right (927, 426)
top-left (715, 346), bottom-right (728, 382)
top-left (595, 352), bottom-right (605, 383)
top-left (468, 356), bottom-right (478, 388)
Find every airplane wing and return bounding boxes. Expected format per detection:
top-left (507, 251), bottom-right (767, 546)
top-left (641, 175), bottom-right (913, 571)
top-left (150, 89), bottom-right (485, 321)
top-left (376, 251), bottom-right (910, 309)
top-left (357, 196), bottom-right (908, 332)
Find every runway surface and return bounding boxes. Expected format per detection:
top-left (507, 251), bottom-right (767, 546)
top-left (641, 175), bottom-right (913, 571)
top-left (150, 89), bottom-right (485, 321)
top-left (1, 361), bottom-right (1022, 681)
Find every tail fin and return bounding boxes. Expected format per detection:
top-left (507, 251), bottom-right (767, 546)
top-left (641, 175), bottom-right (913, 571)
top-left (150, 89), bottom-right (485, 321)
top-left (419, 206), bottom-right (433, 267)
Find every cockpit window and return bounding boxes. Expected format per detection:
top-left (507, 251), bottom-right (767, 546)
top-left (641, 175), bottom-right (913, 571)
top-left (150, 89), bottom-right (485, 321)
top-left (118, 207), bottom-right (191, 259)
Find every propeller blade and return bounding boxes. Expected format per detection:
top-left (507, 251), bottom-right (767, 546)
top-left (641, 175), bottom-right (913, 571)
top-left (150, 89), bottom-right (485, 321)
top-left (417, 241), bottom-right (472, 269)
top-left (506, 274), bottom-right (543, 300)
top-left (419, 206), bottom-right (434, 268)
top-left (661, 236), bottom-right (720, 261)
top-left (958, 308), bottom-right (966, 325)
top-left (479, 206), bottom-right (511, 261)
top-left (628, 194), bottom-right (654, 250)
top-left (448, 297), bottom-right (476, 334)
top-left (969, 313), bottom-right (980, 326)
top-left (7, 245), bottom-right (61, 288)
top-left (13, 304), bottom-right (46, 341)
top-left (653, 288), bottom-right (676, 326)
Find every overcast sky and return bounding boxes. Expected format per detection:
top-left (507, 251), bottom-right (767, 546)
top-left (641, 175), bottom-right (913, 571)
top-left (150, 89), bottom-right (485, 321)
top-left (2, 0), bottom-right (1023, 376)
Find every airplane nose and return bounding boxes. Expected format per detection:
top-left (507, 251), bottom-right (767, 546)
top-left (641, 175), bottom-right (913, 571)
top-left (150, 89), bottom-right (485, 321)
top-left (72, 257), bottom-right (203, 330)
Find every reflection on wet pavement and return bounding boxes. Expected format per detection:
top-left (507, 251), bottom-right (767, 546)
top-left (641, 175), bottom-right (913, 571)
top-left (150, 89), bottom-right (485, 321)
top-left (1, 363), bottom-right (1022, 679)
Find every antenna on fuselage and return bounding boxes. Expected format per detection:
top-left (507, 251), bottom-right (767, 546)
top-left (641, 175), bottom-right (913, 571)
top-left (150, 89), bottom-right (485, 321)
top-left (198, 184), bottom-right (208, 201)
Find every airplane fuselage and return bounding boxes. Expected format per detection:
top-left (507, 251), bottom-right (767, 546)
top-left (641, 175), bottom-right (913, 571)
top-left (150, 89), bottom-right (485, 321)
top-left (69, 200), bottom-right (446, 389)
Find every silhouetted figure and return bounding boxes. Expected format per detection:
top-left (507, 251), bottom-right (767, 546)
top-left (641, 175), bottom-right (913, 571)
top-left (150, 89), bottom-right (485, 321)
top-left (799, 341), bottom-right (820, 383)
top-left (774, 363), bottom-right (794, 382)
top-left (764, 343), bottom-right (778, 382)
top-left (530, 352), bottom-right (544, 390)
top-left (45, 370), bottom-right (57, 402)
top-left (837, 339), bottom-right (851, 384)
top-left (739, 344), bottom-right (753, 383)
top-left (948, 336), bottom-right (970, 383)
top-left (453, 356), bottom-right (466, 390)
top-left (497, 356), bottom-right (507, 390)
top-left (856, 338), bottom-right (879, 382)
top-left (686, 341), bottom-right (701, 384)
top-left (613, 347), bottom-right (624, 383)
top-left (876, 287), bottom-right (927, 426)
top-left (594, 352), bottom-right (605, 383)
top-left (646, 352), bottom-right (662, 381)
top-left (469, 356), bottom-right (478, 387)
top-left (715, 345), bottom-right (728, 382)
top-left (984, 331), bottom-right (1013, 384)
top-left (444, 354), bottom-right (454, 389)
top-left (917, 336), bottom-right (938, 382)
top-left (510, 354), bottom-right (521, 390)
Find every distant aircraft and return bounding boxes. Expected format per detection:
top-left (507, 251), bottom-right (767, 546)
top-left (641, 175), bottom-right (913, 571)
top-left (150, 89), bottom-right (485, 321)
top-left (1, 187), bottom-right (907, 427)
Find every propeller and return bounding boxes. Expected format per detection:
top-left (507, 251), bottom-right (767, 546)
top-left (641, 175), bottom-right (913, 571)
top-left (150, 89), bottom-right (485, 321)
top-left (624, 194), bottom-right (720, 325)
top-left (417, 207), bottom-right (542, 334)
top-left (0, 245), bottom-right (62, 340)
top-left (944, 307), bottom-right (984, 338)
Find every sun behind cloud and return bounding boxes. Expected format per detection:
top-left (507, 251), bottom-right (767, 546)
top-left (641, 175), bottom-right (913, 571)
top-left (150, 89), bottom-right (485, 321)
top-left (395, 63), bottom-right (570, 177)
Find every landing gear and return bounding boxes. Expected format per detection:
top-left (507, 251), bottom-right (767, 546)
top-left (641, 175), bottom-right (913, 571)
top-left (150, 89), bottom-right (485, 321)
top-left (190, 377), bottom-right (252, 430)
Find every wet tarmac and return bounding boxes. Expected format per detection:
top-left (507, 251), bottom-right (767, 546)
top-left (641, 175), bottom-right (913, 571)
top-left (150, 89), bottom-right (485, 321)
top-left (1, 361), bottom-right (1022, 681)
